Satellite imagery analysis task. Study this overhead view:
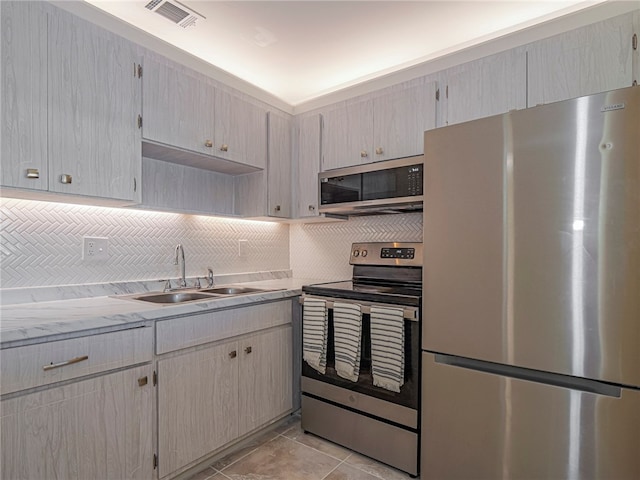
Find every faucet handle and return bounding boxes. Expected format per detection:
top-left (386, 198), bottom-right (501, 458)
top-left (163, 279), bottom-right (172, 292)
top-left (193, 277), bottom-right (201, 289)
top-left (207, 267), bottom-right (214, 287)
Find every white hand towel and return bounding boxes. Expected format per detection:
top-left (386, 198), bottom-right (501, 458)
top-left (333, 302), bottom-right (362, 382)
top-left (302, 299), bottom-right (328, 374)
top-left (370, 306), bottom-right (405, 393)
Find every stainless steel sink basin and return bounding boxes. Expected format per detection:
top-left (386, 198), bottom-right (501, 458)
top-left (131, 292), bottom-right (217, 304)
top-left (199, 286), bottom-right (265, 295)
top-left (113, 285), bottom-right (281, 305)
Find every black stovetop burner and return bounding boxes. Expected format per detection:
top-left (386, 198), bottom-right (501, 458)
top-left (303, 242), bottom-right (423, 306)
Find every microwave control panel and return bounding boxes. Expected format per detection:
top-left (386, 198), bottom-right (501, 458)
top-left (407, 165), bottom-right (423, 196)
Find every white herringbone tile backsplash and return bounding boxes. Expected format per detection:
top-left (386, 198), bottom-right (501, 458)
top-left (1, 198), bottom-right (422, 288)
top-left (290, 212), bottom-right (423, 281)
top-left (0, 199), bottom-right (290, 288)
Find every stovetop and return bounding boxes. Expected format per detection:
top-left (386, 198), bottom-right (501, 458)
top-left (302, 280), bottom-right (422, 307)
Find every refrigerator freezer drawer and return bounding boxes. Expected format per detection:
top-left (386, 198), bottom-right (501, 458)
top-left (421, 352), bottom-right (640, 480)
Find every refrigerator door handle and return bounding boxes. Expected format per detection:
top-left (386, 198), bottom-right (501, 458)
top-left (434, 353), bottom-right (622, 398)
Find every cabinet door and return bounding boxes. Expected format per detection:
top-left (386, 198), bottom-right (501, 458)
top-left (373, 82), bottom-right (438, 161)
top-left (1, 1), bottom-right (48, 191)
top-left (142, 58), bottom-right (215, 155)
top-left (267, 112), bottom-right (292, 218)
top-left (297, 114), bottom-right (322, 217)
top-left (444, 48), bottom-right (527, 126)
top-left (215, 90), bottom-right (267, 169)
top-left (528, 14), bottom-right (634, 106)
top-left (1, 364), bottom-right (154, 480)
top-left (238, 325), bottom-right (293, 435)
top-left (321, 99), bottom-right (373, 170)
top-left (48, 10), bottom-right (141, 201)
top-left (157, 341), bottom-right (239, 477)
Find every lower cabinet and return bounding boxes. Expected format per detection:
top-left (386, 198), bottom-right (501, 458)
top-left (157, 324), bottom-right (293, 477)
top-left (0, 364), bottom-right (154, 480)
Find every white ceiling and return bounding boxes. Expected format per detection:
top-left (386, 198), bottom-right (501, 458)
top-left (85, 1), bottom-right (604, 106)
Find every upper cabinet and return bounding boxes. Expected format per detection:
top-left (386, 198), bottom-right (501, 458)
top-left (1, 1), bottom-right (48, 192)
top-left (234, 111), bottom-right (292, 219)
top-left (527, 13), bottom-right (635, 107)
top-left (215, 90), bottom-right (268, 170)
top-left (48, 8), bottom-right (142, 202)
top-left (296, 114), bottom-right (322, 218)
top-left (267, 111), bottom-right (292, 218)
top-left (1, 2), bottom-right (141, 203)
top-left (142, 58), bottom-right (215, 156)
top-left (141, 58), bottom-right (267, 172)
top-left (373, 82), bottom-right (438, 160)
top-left (442, 48), bottom-right (526, 126)
top-left (321, 82), bottom-right (437, 171)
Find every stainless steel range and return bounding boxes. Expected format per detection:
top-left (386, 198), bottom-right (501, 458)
top-left (300, 242), bottom-right (422, 477)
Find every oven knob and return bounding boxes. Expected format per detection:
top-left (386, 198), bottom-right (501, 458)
top-left (361, 250), bottom-right (368, 257)
top-left (353, 250), bottom-right (360, 257)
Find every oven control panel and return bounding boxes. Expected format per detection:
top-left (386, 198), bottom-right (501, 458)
top-left (350, 242), bottom-right (423, 267)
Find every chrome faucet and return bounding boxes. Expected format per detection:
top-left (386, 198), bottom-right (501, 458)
top-left (207, 267), bottom-right (214, 288)
top-left (174, 244), bottom-right (187, 288)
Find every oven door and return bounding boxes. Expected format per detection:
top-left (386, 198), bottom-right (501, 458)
top-left (300, 296), bottom-right (420, 427)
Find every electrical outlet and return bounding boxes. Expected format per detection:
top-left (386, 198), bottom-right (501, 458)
top-left (238, 239), bottom-right (248, 257)
top-left (83, 236), bottom-right (109, 261)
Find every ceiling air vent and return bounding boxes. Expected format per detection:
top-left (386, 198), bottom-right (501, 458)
top-left (145, 0), bottom-right (204, 28)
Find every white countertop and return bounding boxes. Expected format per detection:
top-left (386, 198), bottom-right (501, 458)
top-left (0, 277), bottom-right (325, 348)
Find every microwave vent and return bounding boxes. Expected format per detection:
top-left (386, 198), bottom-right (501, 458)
top-left (145, 0), bottom-right (204, 28)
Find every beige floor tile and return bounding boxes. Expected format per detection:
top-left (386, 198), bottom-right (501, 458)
top-left (344, 453), bottom-right (416, 480)
top-left (220, 435), bottom-right (341, 480)
top-left (324, 463), bottom-right (382, 480)
top-left (210, 428), bottom-right (281, 471)
top-left (282, 423), bottom-right (352, 461)
top-left (186, 466), bottom-right (218, 480)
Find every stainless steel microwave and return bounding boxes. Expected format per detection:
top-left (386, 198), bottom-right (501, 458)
top-left (319, 156), bottom-right (424, 215)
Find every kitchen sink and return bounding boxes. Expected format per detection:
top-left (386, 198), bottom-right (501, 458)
top-left (199, 286), bottom-right (265, 295)
top-left (131, 292), bottom-right (218, 304)
top-left (114, 285), bottom-right (281, 305)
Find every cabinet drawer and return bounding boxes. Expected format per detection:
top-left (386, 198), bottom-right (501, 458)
top-left (156, 301), bottom-right (291, 355)
top-left (1, 326), bottom-right (152, 395)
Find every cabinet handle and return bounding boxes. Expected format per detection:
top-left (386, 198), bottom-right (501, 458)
top-left (274, 205), bottom-right (281, 212)
top-left (229, 350), bottom-right (237, 359)
top-left (43, 355), bottom-right (88, 371)
top-left (60, 174), bottom-right (72, 184)
top-left (220, 144), bottom-right (229, 152)
top-left (308, 205), bottom-right (315, 211)
top-left (375, 147), bottom-right (384, 155)
top-left (244, 346), bottom-right (252, 354)
top-left (360, 150), bottom-right (368, 158)
top-left (204, 140), bottom-right (213, 148)
top-left (26, 168), bottom-right (40, 179)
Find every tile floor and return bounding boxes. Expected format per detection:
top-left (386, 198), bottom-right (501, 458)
top-left (186, 414), bottom-right (417, 480)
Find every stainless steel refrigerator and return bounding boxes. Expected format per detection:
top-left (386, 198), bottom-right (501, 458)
top-left (421, 86), bottom-right (640, 480)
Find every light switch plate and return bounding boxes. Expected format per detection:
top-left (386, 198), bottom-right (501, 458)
top-left (83, 236), bottom-right (109, 261)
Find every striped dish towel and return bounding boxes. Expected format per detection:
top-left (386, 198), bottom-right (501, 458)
top-left (302, 299), bottom-right (328, 374)
top-left (333, 302), bottom-right (362, 382)
top-left (370, 306), bottom-right (405, 393)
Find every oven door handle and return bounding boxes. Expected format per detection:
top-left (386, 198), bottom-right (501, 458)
top-left (299, 296), bottom-right (419, 321)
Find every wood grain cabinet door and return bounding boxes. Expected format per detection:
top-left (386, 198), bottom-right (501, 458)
top-left (296, 114), bottom-right (322, 218)
top-left (527, 13), bottom-right (634, 107)
top-left (238, 325), bottom-right (293, 436)
top-left (321, 99), bottom-right (373, 171)
top-left (267, 112), bottom-right (292, 218)
top-left (215, 90), bottom-right (267, 169)
top-left (48, 9), bottom-right (142, 201)
top-left (0, 1), bottom-right (48, 191)
top-left (157, 341), bottom-right (239, 478)
top-left (142, 58), bottom-right (215, 156)
top-left (372, 82), bottom-right (438, 161)
top-left (0, 364), bottom-right (154, 480)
